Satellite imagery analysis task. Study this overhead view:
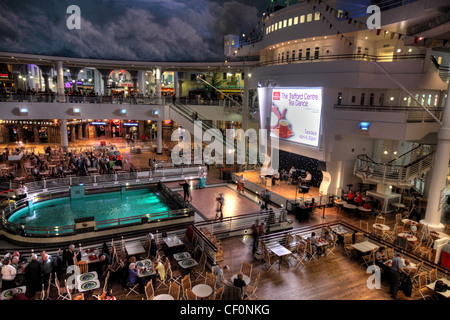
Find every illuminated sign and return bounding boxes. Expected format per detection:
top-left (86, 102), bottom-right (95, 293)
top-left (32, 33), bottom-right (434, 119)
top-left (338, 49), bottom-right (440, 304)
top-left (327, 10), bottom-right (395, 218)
top-left (91, 122), bottom-right (106, 125)
top-left (358, 122), bottom-right (371, 131)
top-left (123, 122), bottom-right (138, 126)
top-left (269, 88), bottom-right (322, 147)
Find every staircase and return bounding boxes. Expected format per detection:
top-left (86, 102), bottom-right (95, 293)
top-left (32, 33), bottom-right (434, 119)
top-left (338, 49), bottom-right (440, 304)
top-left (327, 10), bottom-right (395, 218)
top-left (353, 145), bottom-right (436, 187)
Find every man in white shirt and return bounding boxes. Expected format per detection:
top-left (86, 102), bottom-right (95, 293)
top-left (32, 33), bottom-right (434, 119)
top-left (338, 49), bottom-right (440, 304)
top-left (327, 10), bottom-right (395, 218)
top-left (1, 257), bottom-right (17, 290)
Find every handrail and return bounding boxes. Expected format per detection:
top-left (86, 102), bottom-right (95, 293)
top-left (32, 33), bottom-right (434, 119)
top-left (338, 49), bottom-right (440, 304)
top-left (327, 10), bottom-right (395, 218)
top-left (252, 53), bottom-right (425, 69)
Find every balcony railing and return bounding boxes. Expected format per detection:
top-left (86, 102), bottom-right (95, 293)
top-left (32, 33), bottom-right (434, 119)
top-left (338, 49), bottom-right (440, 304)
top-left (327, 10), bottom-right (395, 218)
top-left (0, 93), bottom-right (165, 105)
top-left (254, 53), bottom-right (425, 69)
top-left (334, 104), bottom-right (444, 123)
top-left (354, 151), bottom-right (435, 186)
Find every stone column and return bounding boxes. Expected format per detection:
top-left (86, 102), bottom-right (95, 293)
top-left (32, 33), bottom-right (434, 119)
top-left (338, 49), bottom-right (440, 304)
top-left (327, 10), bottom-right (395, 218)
top-left (33, 126), bottom-right (40, 143)
top-left (60, 120), bottom-right (69, 152)
top-left (56, 61), bottom-right (65, 102)
top-left (97, 69), bottom-right (112, 96)
top-left (420, 84), bottom-right (450, 231)
top-left (173, 72), bottom-right (178, 99)
top-left (77, 124), bottom-right (83, 140)
top-left (157, 120), bottom-right (162, 154)
top-left (70, 67), bottom-right (82, 91)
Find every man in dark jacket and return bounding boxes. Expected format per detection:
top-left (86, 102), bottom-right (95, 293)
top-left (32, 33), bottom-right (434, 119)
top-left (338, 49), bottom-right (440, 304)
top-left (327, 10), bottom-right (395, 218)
top-left (179, 179), bottom-right (191, 202)
top-left (25, 254), bottom-right (42, 299)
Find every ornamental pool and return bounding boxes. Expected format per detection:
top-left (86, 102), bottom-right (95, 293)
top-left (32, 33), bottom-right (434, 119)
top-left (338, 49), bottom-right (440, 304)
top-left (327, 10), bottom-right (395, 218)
top-left (8, 189), bottom-right (172, 230)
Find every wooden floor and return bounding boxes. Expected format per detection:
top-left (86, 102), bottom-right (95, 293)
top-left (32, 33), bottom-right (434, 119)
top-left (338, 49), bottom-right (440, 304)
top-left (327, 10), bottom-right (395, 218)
top-left (236, 170), bottom-right (323, 200)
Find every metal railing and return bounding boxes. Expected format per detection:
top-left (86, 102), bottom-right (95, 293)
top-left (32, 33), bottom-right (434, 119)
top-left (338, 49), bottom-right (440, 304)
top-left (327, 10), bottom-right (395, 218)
top-left (334, 104), bottom-right (445, 123)
top-left (253, 53), bottom-right (425, 69)
top-left (0, 93), bottom-right (165, 105)
top-left (354, 151), bottom-right (435, 186)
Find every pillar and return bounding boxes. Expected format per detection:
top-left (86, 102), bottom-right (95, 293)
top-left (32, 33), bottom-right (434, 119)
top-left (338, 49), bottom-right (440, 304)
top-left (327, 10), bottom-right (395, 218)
top-left (77, 124), bottom-right (83, 140)
top-left (242, 70), bottom-right (249, 131)
top-left (33, 126), bottom-right (40, 143)
top-left (173, 72), bottom-right (178, 99)
top-left (155, 67), bottom-right (162, 104)
top-left (70, 125), bottom-right (76, 142)
top-left (420, 84), bottom-right (450, 231)
top-left (60, 120), bottom-right (68, 152)
top-left (56, 61), bottom-right (65, 102)
top-left (157, 120), bottom-right (162, 154)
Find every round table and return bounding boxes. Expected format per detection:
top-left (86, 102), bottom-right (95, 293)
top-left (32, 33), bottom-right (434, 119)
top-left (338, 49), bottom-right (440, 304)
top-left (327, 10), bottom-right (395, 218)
top-left (398, 233), bottom-right (417, 242)
top-left (402, 219), bottom-right (418, 225)
top-left (358, 206), bottom-right (372, 213)
top-left (431, 231), bottom-right (450, 240)
top-left (192, 284), bottom-right (213, 299)
top-left (372, 223), bottom-right (390, 231)
top-left (392, 203), bottom-right (405, 209)
top-left (334, 200), bottom-right (347, 210)
top-left (343, 204), bottom-right (357, 211)
top-left (231, 274), bottom-right (251, 285)
top-left (153, 294), bottom-right (175, 300)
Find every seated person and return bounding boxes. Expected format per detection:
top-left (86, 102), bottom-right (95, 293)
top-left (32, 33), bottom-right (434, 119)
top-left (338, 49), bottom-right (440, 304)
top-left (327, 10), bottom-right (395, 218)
top-left (272, 171), bottom-right (280, 185)
top-left (354, 192), bottom-right (363, 206)
top-left (375, 246), bottom-right (388, 265)
top-left (213, 263), bottom-right (231, 288)
top-left (323, 231), bottom-right (335, 248)
top-left (346, 190), bottom-right (356, 203)
top-left (128, 263), bottom-right (144, 294)
top-left (309, 232), bottom-right (322, 255)
top-left (151, 259), bottom-right (165, 287)
top-left (233, 273), bottom-right (247, 298)
top-left (301, 171), bottom-right (312, 185)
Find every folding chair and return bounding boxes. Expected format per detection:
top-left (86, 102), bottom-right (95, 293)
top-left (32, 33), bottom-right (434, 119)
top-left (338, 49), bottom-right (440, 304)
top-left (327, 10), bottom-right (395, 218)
top-left (73, 293), bottom-right (84, 300)
top-left (212, 286), bottom-right (224, 300)
top-left (262, 244), bottom-right (277, 271)
top-left (126, 277), bottom-right (140, 297)
top-left (55, 277), bottom-right (72, 300)
top-left (359, 220), bottom-right (369, 233)
top-left (418, 272), bottom-right (432, 300)
top-left (361, 248), bottom-right (377, 268)
top-left (185, 289), bottom-right (197, 300)
top-left (304, 239), bottom-right (317, 261)
top-left (240, 262), bottom-right (253, 279)
top-left (245, 273), bottom-right (261, 300)
top-left (145, 281), bottom-right (154, 300)
top-left (205, 272), bottom-right (216, 298)
top-left (192, 251), bottom-right (207, 281)
top-left (168, 281), bottom-right (181, 300)
top-left (181, 274), bottom-right (192, 300)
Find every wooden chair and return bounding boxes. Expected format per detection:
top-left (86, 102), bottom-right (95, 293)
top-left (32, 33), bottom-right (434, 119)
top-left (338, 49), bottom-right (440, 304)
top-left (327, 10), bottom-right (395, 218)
top-left (165, 259), bottom-right (182, 285)
top-left (93, 271), bottom-right (110, 299)
top-left (386, 248), bottom-right (394, 260)
top-left (359, 220), bottom-right (369, 233)
top-left (168, 281), bottom-right (181, 300)
top-left (262, 245), bottom-right (277, 272)
top-left (418, 271), bottom-right (432, 300)
top-left (304, 239), bottom-right (317, 261)
top-left (75, 261), bottom-right (88, 275)
top-left (73, 293), bottom-right (84, 300)
top-left (39, 284), bottom-right (45, 300)
top-left (409, 231), bottom-right (424, 252)
top-left (44, 273), bottom-right (53, 300)
top-left (55, 277), bottom-right (71, 300)
top-left (412, 261), bottom-right (423, 285)
top-left (240, 262), bottom-right (252, 279)
top-left (343, 233), bottom-right (355, 259)
top-left (374, 227), bottom-right (384, 238)
top-left (428, 268), bottom-right (437, 284)
top-left (383, 224), bottom-right (398, 241)
top-left (185, 289), bottom-right (197, 300)
top-left (375, 216), bottom-right (385, 225)
top-left (212, 286), bottom-right (224, 300)
top-left (205, 272), bottom-right (216, 297)
top-left (181, 274), bottom-right (192, 300)
top-left (362, 248), bottom-right (377, 267)
top-left (155, 262), bottom-right (168, 289)
top-left (245, 273), bottom-right (260, 300)
top-left (355, 232), bottom-right (364, 243)
top-left (395, 213), bottom-right (403, 226)
top-left (144, 281), bottom-right (154, 300)
top-left (324, 235), bottom-right (337, 257)
top-left (192, 251), bottom-right (207, 281)
top-left (290, 242), bottom-right (306, 268)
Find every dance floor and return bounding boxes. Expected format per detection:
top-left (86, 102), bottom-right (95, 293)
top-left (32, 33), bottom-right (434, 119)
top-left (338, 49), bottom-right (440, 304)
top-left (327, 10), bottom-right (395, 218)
top-left (235, 170), bottom-right (324, 201)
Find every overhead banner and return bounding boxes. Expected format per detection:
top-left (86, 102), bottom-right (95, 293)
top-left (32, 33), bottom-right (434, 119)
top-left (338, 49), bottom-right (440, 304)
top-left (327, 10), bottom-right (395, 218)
top-left (269, 88), bottom-right (322, 147)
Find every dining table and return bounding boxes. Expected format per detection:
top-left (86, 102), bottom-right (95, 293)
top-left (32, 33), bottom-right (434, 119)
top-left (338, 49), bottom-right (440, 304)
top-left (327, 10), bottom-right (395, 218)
top-left (163, 235), bottom-right (184, 248)
top-left (124, 240), bottom-right (146, 256)
top-left (173, 252), bottom-right (192, 261)
top-left (80, 248), bottom-right (101, 264)
top-left (192, 284), bottom-right (213, 299)
top-left (1, 286), bottom-right (26, 300)
top-left (231, 274), bottom-right (251, 286)
top-left (153, 294), bottom-right (175, 300)
top-left (426, 278), bottom-right (450, 298)
top-left (351, 241), bottom-right (379, 254)
top-left (266, 242), bottom-right (292, 269)
top-left (397, 233), bottom-right (417, 242)
top-left (372, 223), bottom-right (390, 231)
top-left (178, 258), bottom-right (198, 269)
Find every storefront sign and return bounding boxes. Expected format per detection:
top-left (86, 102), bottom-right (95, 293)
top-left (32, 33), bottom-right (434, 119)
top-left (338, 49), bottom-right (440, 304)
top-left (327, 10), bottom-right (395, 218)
top-left (123, 122), bottom-right (138, 126)
top-left (91, 122), bottom-right (107, 125)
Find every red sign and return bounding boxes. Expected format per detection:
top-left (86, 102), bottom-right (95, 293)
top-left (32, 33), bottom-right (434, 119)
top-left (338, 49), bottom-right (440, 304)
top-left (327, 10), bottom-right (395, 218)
top-left (0, 74), bottom-right (9, 78)
top-left (273, 92), bottom-right (280, 100)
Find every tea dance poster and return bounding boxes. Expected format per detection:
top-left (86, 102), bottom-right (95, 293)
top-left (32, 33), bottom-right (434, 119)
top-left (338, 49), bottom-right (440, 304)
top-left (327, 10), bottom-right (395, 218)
top-left (269, 88), bottom-right (323, 147)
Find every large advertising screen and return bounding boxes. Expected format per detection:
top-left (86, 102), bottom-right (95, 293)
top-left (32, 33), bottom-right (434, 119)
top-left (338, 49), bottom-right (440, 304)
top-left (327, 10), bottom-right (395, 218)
top-left (270, 88), bottom-right (322, 147)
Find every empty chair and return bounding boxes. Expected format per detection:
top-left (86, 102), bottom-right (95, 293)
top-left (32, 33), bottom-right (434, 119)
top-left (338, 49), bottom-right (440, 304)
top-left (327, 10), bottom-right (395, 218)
top-left (168, 282), bottom-right (181, 300)
top-left (240, 262), bottom-right (252, 279)
top-left (359, 220), bottom-right (369, 233)
top-left (192, 251), bottom-right (207, 281)
top-left (355, 232), bottom-right (364, 243)
top-left (75, 261), bottom-right (88, 275)
top-left (245, 273), bottom-right (261, 300)
top-left (145, 281), bottom-right (154, 300)
top-left (205, 272), bottom-right (216, 297)
top-left (428, 268), bottom-right (437, 284)
top-left (212, 286), bottom-right (224, 300)
top-left (418, 272), bottom-right (432, 300)
top-left (181, 274), bottom-right (192, 300)
top-left (375, 215), bottom-right (385, 225)
top-left (185, 289), bottom-right (197, 300)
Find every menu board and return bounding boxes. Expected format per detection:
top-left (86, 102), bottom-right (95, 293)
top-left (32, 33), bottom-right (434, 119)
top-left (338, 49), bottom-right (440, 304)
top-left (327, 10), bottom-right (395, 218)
top-left (269, 88), bottom-right (322, 147)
